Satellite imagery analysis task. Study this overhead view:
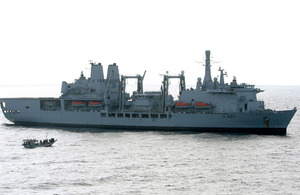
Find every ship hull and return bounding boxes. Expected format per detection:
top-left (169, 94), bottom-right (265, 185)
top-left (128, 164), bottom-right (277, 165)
top-left (1, 98), bottom-right (296, 135)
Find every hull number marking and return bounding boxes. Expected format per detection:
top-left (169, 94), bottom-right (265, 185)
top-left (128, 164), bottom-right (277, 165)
top-left (223, 114), bottom-right (236, 119)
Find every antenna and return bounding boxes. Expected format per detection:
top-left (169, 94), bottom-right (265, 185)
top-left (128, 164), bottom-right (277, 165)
top-left (142, 70), bottom-right (146, 81)
top-left (88, 60), bottom-right (94, 65)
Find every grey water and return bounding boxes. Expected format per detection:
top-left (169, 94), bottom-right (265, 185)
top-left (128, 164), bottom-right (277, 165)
top-left (0, 85), bottom-right (300, 194)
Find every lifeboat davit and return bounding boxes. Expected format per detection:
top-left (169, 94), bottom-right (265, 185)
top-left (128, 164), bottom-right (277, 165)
top-left (88, 101), bottom-right (102, 107)
top-left (175, 102), bottom-right (192, 108)
top-left (72, 101), bottom-right (85, 106)
top-left (195, 102), bottom-right (211, 109)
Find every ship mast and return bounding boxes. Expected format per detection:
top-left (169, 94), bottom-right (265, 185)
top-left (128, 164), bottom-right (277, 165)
top-left (218, 67), bottom-right (227, 86)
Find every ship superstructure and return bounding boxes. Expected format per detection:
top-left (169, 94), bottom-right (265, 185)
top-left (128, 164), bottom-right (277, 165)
top-left (0, 51), bottom-right (296, 135)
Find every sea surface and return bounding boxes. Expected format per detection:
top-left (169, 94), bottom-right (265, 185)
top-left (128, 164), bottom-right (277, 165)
top-left (0, 85), bottom-right (300, 194)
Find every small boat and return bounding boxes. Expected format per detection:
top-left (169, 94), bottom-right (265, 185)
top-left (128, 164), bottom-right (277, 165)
top-left (72, 101), bottom-right (85, 106)
top-left (88, 101), bottom-right (102, 107)
top-left (195, 102), bottom-right (211, 109)
top-left (175, 101), bottom-right (192, 108)
top-left (22, 138), bottom-right (57, 148)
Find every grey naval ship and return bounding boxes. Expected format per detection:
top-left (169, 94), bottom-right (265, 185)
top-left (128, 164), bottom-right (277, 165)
top-left (0, 51), bottom-right (296, 135)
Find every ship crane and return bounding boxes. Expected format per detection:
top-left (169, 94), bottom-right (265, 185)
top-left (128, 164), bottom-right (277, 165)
top-left (161, 71), bottom-right (186, 112)
top-left (119, 71), bottom-right (146, 111)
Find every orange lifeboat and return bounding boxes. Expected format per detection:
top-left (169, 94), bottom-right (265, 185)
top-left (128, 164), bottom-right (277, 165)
top-left (72, 101), bottom-right (85, 106)
top-left (88, 101), bottom-right (102, 107)
top-left (175, 101), bottom-right (192, 108)
top-left (195, 102), bottom-right (211, 109)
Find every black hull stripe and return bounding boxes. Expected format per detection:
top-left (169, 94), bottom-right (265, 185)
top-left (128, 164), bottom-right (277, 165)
top-left (12, 121), bottom-right (287, 135)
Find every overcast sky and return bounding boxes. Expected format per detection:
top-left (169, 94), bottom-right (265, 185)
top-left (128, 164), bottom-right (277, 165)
top-left (1, 0), bottom-right (300, 88)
